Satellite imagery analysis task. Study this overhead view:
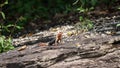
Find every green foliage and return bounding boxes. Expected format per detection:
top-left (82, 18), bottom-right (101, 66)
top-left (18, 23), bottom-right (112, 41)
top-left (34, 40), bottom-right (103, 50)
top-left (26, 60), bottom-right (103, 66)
top-left (0, 0), bottom-right (8, 19)
top-left (0, 36), bottom-right (14, 53)
top-left (0, 0), bottom-right (15, 53)
top-left (2, 0), bottom-right (118, 27)
top-left (0, 0), bottom-right (8, 7)
top-left (74, 0), bottom-right (98, 13)
top-left (74, 0), bottom-right (117, 32)
top-left (0, 0), bottom-right (119, 53)
top-left (75, 17), bottom-right (93, 31)
top-left (0, 23), bottom-right (16, 53)
top-left (6, 0), bottom-right (74, 20)
top-left (0, 11), bottom-right (6, 19)
top-left (0, 23), bottom-right (23, 33)
top-left (1, 0), bottom-right (118, 33)
top-left (74, 0), bottom-right (117, 13)
top-left (2, 0), bottom-right (75, 34)
top-left (116, 23), bottom-right (120, 27)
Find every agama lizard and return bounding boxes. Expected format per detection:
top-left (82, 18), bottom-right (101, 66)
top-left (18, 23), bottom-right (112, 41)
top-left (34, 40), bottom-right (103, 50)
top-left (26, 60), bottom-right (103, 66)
top-left (39, 32), bottom-right (63, 46)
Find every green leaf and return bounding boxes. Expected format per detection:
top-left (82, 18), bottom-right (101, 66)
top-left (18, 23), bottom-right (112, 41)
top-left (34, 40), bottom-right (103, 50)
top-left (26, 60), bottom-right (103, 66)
top-left (91, 0), bottom-right (97, 6)
top-left (73, 0), bottom-right (79, 5)
top-left (6, 24), bottom-right (14, 27)
top-left (4, 0), bottom-right (8, 4)
top-left (79, 16), bottom-right (83, 21)
top-left (15, 26), bottom-right (23, 29)
top-left (3, 26), bottom-right (10, 32)
top-left (0, 36), bottom-right (14, 53)
top-left (0, 36), bottom-right (5, 48)
top-left (77, 7), bottom-right (86, 12)
top-left (0, 12), bottom-right (6, 19)
top-left (0, 0), bottom-right (8, 7)
top-left (116, 24), bottom-right (120, 27)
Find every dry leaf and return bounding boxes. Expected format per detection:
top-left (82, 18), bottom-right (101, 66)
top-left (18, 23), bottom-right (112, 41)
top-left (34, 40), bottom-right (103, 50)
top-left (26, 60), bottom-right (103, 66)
top-left (67, 31), bottom-right (74, 36)
top-left (105, 31), bottom-right (112, 35)
top-left (105, 31), bottom-right (116, 35)
top-left (84, 35), bottom-right (90, 38)
top-left (75, 43), bottom-right (81, 47)
top-left (18, 45), bottom-right (27, 51)
top-left (50, 28), bottom-right (58, 32)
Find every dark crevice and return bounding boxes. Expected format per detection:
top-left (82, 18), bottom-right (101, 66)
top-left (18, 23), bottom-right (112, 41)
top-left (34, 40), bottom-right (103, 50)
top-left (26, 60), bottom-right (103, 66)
top-left (112, 40), bottom-right (120, 45)
top-left (47, 51), bottom-right (78, 67)
top-left (78, 52), bottom-right (106, 59)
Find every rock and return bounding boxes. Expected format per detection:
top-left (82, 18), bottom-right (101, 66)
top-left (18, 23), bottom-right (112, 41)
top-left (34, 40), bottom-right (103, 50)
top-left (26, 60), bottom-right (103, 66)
top-left (0, 33), bottom-right (120, 68)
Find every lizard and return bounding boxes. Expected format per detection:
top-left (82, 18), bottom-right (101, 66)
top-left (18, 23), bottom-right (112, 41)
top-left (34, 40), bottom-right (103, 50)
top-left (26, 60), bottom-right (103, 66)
top-left (39, 32), bottom-right (63, 46)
